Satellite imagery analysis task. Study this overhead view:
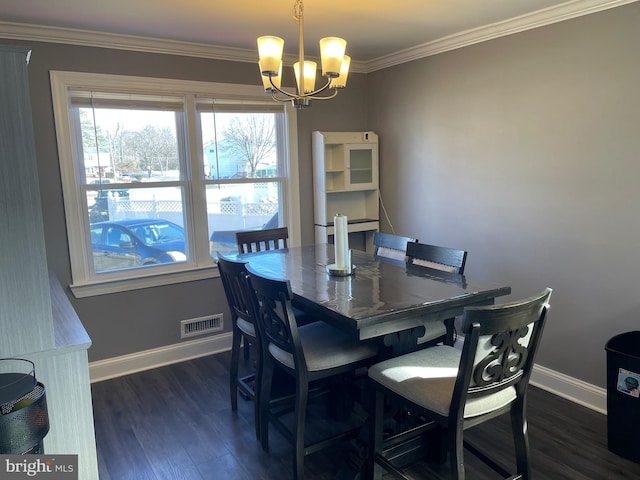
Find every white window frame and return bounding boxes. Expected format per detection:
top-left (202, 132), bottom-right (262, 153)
top-left (50, 71), bottom-right (301, 298)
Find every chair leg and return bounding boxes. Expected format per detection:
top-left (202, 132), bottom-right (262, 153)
top-left (511, 398), bottom-right (531, 480)
top-left (366, 387), bottom-right (385, 480)
top-left (293, 378), bottom-right (309, 480)
top-left (448, 423), bottom-right (465, 480)
top-left (444, 317), bottom-right (456, 346)
top-left (259, 356), bottom-right (275, 452)
top-left (252, 340), bottom-right (262, 441)
top-left (230, 328), bottom-right (242, 412)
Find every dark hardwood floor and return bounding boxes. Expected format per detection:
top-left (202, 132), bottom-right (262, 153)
top-left (91, 351), bottom-right (640, 479)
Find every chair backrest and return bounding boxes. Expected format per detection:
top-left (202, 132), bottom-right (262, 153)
top-left (216, 253), bottom-right (255, 330)
top-left (452, 288), bottom-right (552, 418)
top-left (373, 232), bottom-right (418, 262)
top-left (236, 227), bottom-right (289, 254)
top-left (244, 264), bottom-right (306, 371)
top-left (405, 241), bottom-right (467, 274)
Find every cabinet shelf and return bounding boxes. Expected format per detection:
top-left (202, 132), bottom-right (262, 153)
top-left (325, 188), bottom-right (376, 193)
top-left (322, 217), bottom-right (379, 227)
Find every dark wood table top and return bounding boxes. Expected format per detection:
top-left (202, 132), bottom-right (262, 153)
top-left (237, 244), bottom-right (511, 343)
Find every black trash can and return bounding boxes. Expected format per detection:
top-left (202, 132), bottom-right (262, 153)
top-left (605, 331), bottom-right (640, 463)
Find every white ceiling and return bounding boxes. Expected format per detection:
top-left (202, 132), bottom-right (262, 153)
top-left (0, 0), bottom-right (636, 70)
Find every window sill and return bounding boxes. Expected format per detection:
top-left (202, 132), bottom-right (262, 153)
top-left (69, 265), bottom-right (220, 298)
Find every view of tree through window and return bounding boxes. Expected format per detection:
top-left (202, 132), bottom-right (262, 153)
top-left (219, 115), bottom-right (276, 178)
top-left (78, 106), bottom-right (285, 270)
top-left (81, 107), bottom-right (187, 273)
top-left (80, 108), bottom-right (180, 182)
top-left (51, 71), bottom-right (296, 292)
top-left (200, 111), bottom-right (284, 257)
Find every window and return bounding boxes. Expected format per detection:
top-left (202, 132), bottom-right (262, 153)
top-left (51, 72), bottom-right (300, 297)
top-left (200, 108), bottom-right (286, 257)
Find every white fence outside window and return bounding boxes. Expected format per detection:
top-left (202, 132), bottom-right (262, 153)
top-left (104, 196), bottom-right (278, 232)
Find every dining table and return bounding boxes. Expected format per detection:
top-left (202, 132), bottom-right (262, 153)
top-left (237, 243), bottom-right (511, 356)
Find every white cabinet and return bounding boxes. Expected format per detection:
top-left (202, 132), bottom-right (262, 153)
top-left (0, 45), bottom-right (98, 478)
top-left (312, 131), bottom-right (379, 251)
top-left (0, 45), bottom-right (55, 355)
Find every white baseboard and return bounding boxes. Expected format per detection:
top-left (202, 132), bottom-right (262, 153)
top-left (89, 332), bottom-right (233, 383)
top-left (531, 363), bottom-right (607, 415)
top-left (90, 332), bottom-right (608, 415)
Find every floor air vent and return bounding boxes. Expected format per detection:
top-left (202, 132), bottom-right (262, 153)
top-left (180, 314), bottom-right (224, 339)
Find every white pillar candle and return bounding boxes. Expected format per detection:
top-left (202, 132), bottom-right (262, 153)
top-left (334, 213), bottom-right (349, 268)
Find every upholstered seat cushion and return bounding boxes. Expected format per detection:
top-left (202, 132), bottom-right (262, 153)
top-left (368, 345), bottom-right (516, 418)
top-left (269, 321), bottom-right (379, 372)
top-left (236, 317), bottom-right (255, 337)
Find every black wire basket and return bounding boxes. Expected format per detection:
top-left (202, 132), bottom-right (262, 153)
top-left (0, 358), bottom-right (50, 454)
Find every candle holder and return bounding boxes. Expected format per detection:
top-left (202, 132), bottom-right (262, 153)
top-left (326, 249), bottom-right (356, 276)
top-left (326, 264), bottom-right (356, 276)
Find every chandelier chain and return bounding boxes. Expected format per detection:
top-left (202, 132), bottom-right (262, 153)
top-left (293, 0), bottom-right (303, 23)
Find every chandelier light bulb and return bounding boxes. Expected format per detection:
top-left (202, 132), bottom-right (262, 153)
top-left (257, 36), bottom-right (284, 76)
top-left (331, 55), bottom-right (351, 89)
top-left (294, 61), bottom-right (317, 93)
top-left (319, 37), bottom-right (347, 77)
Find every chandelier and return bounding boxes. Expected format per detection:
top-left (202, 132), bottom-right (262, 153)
top-left (257, 0), bottom-right (350, 109)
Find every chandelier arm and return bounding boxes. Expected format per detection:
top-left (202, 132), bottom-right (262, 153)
top-left (268, 74), bottom-right (338, 101)
top-left (270, 92), bottom-right (293, 103)
top-left (267, 76), bottom-right (299, 99)
top-left (302, 88), bottom-right (339, 101)
top-left (299, 77), bottom-right (333, 97)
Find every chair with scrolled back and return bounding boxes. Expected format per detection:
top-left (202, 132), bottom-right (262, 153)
top-left (245, 264), bottom-right (380, 480)
top-left (366, 288), bottom-right (552, 480)
top-left (216, 253), bottom-right (261, 438)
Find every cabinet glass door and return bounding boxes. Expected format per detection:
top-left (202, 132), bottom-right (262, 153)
top-left (347, 146), bottom-right (375, 189)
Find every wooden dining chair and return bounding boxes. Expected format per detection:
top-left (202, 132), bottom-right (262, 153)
top-left (373, 231), bottom-right (418, 263)
top-left (216, 253), bottom-right (262, 438)
top-left (366, 288), bottom-right (552, 480)
top-left (406, 241), bottom-right (468, 346)
top-left (236, 226), bottom-right (289, 254)
top-left (406, 241), bottom-right (467, 274)
top-left (245, 264), bottom-right (380, 480)
top-left (235, 225), bottom-right (317, 327)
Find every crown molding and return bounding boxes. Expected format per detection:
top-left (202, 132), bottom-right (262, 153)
top-left (364, 0), bottom-right (638, 72)
top-left (0, 21), bottom-right (259, 62)
top-left (0, 20), bottom-right (369, 73)
top-left (0, 0), bottom-right (636, 75)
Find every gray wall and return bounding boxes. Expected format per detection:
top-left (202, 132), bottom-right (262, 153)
top-left (369, 3), bottom-right (640, 388)
top-left (1, 39), bottom-right (368, 362)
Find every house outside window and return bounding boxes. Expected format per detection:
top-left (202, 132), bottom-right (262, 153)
top-left (51, 71), bottom-right (301, 297)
